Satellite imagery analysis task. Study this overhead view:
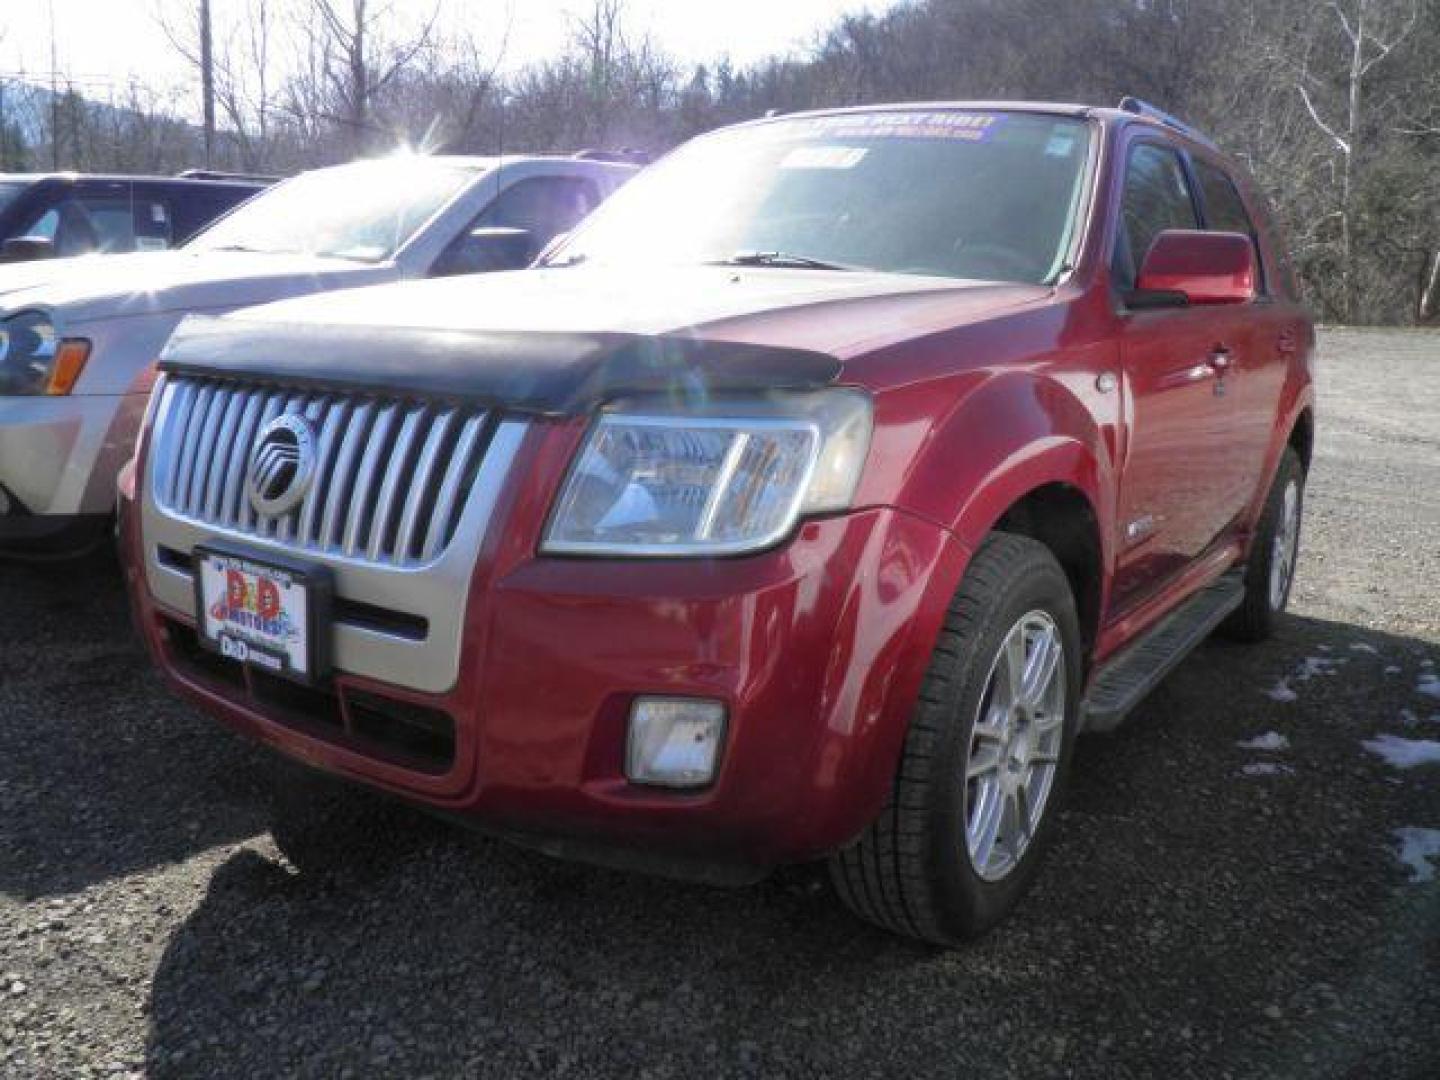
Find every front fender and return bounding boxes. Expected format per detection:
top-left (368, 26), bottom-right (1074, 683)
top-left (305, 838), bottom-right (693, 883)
top-left (879, 370), bottom-right (1117, 564)
top-left (72, 310), bottom-right (184, 396)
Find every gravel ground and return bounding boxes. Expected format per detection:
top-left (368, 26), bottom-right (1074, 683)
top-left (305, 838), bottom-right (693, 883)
top-left (2, 328), bottom-right (1438, 1079)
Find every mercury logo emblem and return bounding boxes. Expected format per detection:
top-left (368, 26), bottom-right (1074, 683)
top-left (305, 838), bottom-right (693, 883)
top-left (247, 414), bottom-right (317, 517)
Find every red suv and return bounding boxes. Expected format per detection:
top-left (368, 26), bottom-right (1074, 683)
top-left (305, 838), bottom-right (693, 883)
top-left (120, 100), bottom-right (1314, 945)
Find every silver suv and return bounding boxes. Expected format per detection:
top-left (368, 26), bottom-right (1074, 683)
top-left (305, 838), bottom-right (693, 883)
top-left (0, 154), bottom-right (634, 556)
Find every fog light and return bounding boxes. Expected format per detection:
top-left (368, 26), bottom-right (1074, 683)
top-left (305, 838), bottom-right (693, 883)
top-left (626, 697), bottom-right (726, 788)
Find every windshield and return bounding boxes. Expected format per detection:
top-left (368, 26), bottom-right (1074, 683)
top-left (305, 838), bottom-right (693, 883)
top-left (187, 159), bottom-right (477, 262)
top-left (552, 111), bottom-right (1093, 284)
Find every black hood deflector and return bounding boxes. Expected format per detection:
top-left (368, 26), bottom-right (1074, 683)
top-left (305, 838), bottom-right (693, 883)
top-left (159, 316), bottom-right (842, 415)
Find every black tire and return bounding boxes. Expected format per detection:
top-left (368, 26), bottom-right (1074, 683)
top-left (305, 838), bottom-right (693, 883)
top-left (1221, 447), bottom-right (1304, 643)
top-left (829, 532), bottom-right (1083, 946)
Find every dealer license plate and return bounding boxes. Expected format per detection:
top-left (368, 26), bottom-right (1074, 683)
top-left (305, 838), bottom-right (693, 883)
top-left (195, 546), bottom-right (329, 683)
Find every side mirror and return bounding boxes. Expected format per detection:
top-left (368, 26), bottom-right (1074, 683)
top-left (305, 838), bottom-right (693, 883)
top-left (1131, 229), bottom-right (1257, 308)
top-left (1, 236), bottom-right (57, 263)
top-left (433, 226), bottom-right (534, 277)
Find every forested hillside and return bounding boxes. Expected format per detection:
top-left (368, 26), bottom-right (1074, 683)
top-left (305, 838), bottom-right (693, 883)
top-left (6, 0), bottom-right (1437, 324)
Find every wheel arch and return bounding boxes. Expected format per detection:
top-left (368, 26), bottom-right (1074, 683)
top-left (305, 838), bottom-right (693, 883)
top-left (889, 369), bottom-right (1117, 672)
top-left (992, 482), bottom-right (1105, 661)
top-left (1288, 406), bottom-right (1315, 474)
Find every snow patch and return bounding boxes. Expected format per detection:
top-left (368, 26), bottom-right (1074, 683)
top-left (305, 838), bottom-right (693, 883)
top-left (1241, 761), bottom-right (1293, 777)
top-left (1393, 828), bottom-right (1440, 883)
top-left (1265, 681), bottom-right (1298, 703)
top-left (1385, 665), bottom-right (1402, 676)
top-left (1418, 674), bottom-right (1440, 700)
top-left (1263, 655), bottom-right (1348, 702)
top-left (1362, 734), bottom-right (1440, 770)
top-left (1296, 656), bottom-right (1343, 682)
top-left (1238, 731), bottom-right (1291, 751)
top-left (1349, 642), bottom-right (1379, 655)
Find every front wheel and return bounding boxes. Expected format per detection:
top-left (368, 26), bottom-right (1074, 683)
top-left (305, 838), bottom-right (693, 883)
top-left (829, 532), bottom-right (1082, 946)
top-left (1222, 447), bottom-right (1304, 642)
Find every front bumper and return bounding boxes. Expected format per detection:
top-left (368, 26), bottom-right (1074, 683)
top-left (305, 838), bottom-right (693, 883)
top-left (122, 422), bottom-right (971, 870)
top-left (0, 392), bottom-right (148, 551)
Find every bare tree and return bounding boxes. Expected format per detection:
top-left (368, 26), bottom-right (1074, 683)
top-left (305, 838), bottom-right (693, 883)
top-left (573, 0), bottom-right (626, 144)
top-left (1291, 0), bottom-right (1418, 321)
top-left (157, 0), bottom-right (285, 171)
top-left (302, 0), bottom-right (440, 156)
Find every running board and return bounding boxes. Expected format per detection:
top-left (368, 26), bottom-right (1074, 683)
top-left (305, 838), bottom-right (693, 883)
top-left (1081, 571), bottom-right (1245, 732)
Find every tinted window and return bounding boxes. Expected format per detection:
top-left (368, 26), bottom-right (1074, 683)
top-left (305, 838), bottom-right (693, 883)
top-left (552, 111), bottom-right (1094, 284)
top-left (131, 195), bottom-right (174, 251)
top-left (19, 185), bottom-right (136, 257)
top-left (165, 185), bottom-right (256, 243)
top-left (1194, 158), bottom-right (1265, 290)
top-left (475, 177), bottom-right (600, 249)
top-left (0, 182), bottom-right (27, 215)
top-left (1194, 160), bottom-right (1253, 236)
top-left (1114, 143), bottom-right (1198, 291)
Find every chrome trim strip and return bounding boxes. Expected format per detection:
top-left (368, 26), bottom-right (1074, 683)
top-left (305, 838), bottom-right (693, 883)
top-left (366, 403), bottom-right (425, 562)
top-left (395, 406), bottom-right (457, 564)
top-left (298, 397), bottom-right (349, 546)
top-left (320, 399), bottom-right (373, 550)
top-left (343, 402), bottom-right (398, 557)
top-left (423, 413), bottom-right (485, 561)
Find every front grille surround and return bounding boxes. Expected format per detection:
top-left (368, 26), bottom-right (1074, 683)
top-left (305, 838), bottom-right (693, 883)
top-left (142, 373), bottom-right (529, 694)
top-left (151, 375), bottom-right (493, 568)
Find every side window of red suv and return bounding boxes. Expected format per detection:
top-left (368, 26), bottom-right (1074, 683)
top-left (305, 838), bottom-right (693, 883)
top-left (1113, 142), bottom-right (1199, 292)
top-left (1193, 158), bottom-right (1267, 293)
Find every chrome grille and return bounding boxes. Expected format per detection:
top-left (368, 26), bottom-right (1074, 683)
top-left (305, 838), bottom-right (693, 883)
top-left (152, 375), bottom-right (494, 566)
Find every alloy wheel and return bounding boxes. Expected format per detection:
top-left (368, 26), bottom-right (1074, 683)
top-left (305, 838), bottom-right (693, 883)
top-left (964, 611), bottom-right (1066, 882)
top-left (1269, 479), bottom-right (1300, 610)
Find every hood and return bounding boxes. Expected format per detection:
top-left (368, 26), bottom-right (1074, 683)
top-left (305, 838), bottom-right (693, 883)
top-left (235, 263), bottom-right (1050, 359)
top-left (162, 265), bottom-right (1052, 416)
top-left (0, 250), bottom-right (391, 324)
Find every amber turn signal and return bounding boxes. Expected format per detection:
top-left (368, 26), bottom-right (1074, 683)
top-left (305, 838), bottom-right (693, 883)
top-left (45, 339), bottom-right (92, 396)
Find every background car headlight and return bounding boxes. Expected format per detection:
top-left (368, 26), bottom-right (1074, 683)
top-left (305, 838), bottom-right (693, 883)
top-left (0, 311), bottom-right (89, 396)
top-left (544, 389), bottom-right (872, 556)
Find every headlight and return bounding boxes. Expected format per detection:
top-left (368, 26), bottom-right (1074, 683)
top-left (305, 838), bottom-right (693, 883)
top-left (0, 311), bottom-right (89, 396)
top-left (544, 389), bottom-right (872, 556)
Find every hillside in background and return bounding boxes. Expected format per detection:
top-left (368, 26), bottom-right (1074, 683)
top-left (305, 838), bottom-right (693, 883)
top-left (2, 0), bottom-right (1436, 325)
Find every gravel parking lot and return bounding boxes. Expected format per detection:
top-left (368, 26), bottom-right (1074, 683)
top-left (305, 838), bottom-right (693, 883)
top-left (2, 328), bottom-right (1437, 1079)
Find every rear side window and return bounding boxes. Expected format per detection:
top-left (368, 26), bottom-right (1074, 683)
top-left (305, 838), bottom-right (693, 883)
top-left (1194, 158), bottom-right (1265, 291)
top-left (1113, 143), bottom-right (1198, 291)
top-left (132, 194), bottom-right (174, 251)
top-left (19, 183), bottom-right (136, 257)
top-left (166, 185), bottom-right (257, 244)
top-left (1194, 160), bottom-right (1253, 236)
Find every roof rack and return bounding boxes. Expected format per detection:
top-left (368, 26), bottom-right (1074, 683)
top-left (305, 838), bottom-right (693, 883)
top-left (175, 169), bottom-right (280, 184)
top-left (1117, 97), bottom-right (1217, 150)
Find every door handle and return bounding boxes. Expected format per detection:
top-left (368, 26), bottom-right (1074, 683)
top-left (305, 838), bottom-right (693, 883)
top-left (1208, 346), bottom-right (1233, 372)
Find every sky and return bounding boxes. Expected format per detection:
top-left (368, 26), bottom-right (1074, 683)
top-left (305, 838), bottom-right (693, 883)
top-left (0, 0), bottom-right (899, 105)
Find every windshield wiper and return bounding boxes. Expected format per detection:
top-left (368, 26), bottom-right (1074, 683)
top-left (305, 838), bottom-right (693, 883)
top-left (714, 250), bottom-right (859, 271)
